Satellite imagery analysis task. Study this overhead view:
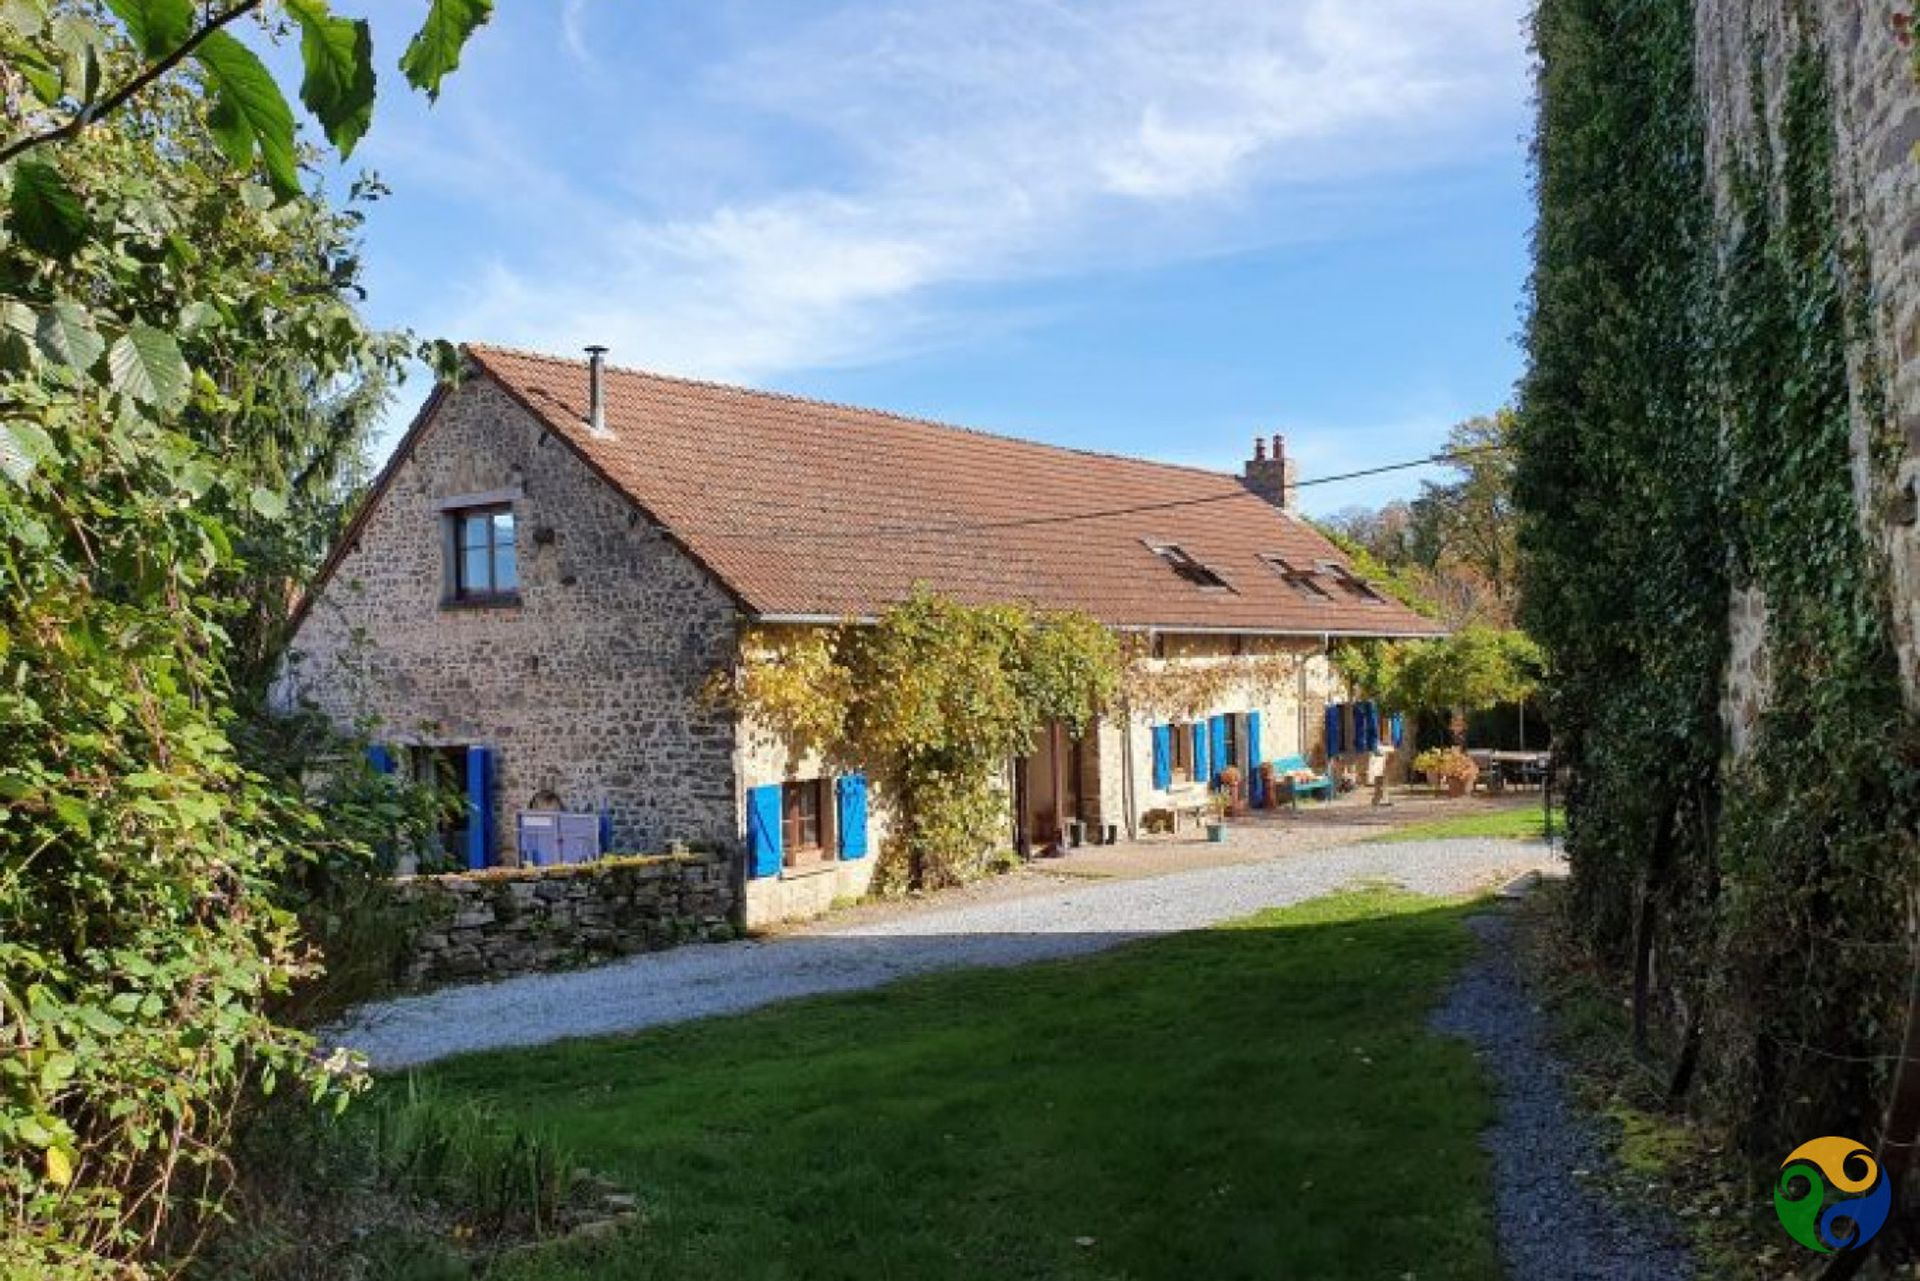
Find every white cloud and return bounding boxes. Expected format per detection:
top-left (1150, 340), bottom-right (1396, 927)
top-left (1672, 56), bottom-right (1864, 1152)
top-left (410, 0), bottom-right (1529, 382)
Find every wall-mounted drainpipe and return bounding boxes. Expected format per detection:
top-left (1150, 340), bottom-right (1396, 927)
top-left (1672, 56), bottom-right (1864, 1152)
top-left (585, 345), bottom-right (608, 436)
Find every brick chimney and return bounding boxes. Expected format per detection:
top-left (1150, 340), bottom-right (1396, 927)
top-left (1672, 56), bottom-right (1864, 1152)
top-left (1242, 433), bottom-right (1298, 511)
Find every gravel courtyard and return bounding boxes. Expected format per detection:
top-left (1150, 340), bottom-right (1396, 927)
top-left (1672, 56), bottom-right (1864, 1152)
top-left (332, 835), bottom-right (1561, 1070)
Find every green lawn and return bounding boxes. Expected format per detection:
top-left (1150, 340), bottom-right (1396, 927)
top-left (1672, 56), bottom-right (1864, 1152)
top-left (1371, 803), bottom-right (1561, 844)
top-left (406, 889), bottom-right (1499, 1280)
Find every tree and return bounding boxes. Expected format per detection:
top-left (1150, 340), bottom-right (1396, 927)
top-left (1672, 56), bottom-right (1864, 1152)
top-left (1, 4), bottom-right (491, 1274)
top-left (1338, 626), bottom-right (1542, 746)
top-left (1409, 411), bottom-right (1519, 621)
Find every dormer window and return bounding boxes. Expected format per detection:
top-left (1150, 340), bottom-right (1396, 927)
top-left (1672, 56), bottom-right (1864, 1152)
top-left (1145, 541), bottom-right (1233, 592)
top-left (1262, 554), bottom-right (1332, 601)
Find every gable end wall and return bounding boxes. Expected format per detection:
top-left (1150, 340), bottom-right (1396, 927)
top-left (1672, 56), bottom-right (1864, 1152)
top-left (280, 376), bottom-right (743, 859)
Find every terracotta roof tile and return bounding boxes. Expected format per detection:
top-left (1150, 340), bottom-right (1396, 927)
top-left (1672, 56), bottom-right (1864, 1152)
top-left (466, 344), bottom-right (1443, 638)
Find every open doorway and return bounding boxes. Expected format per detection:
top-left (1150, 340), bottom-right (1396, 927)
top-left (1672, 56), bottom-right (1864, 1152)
top-left (1017, 722), bottom-right (1083, 855)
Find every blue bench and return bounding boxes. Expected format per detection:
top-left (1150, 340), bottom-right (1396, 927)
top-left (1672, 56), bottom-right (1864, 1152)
top-left (1268, 754), bottom-right (1334, 807)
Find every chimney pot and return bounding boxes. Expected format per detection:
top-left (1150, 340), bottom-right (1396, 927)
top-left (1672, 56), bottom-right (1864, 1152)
top-left (585, 345), bottom-right (609, 436)
top-left (1253, 437), bottom-right (1267, 462)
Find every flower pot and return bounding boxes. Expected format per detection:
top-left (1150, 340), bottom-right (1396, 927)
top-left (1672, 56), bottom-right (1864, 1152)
top-left (1205, 822), bottom-right (1226, 843)
top-left (1444, 773), bottom-right (1474, 798)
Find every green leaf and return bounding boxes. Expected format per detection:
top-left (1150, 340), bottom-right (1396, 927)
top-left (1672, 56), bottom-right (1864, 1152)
top-left (8, 45), bottom-right (60, 104)
top-left (249, 485), bottom-right (287, 518)
top-left (0, 297), bottom-right (34, 342)
top-left (399, 0), bottom-right (491, 101)
top-left (0, 421), bottom-right (56, 486)
top-left (44, 1145), bottom-right (73, 1188)
top-left (194, 30), bottom-right (300, 199)
top-left (49, 14), bottom-right (101, 104)
top-left (101, 0), bottom-right (193, 60)
top-left (177, 300), bottom-right (221, 334)
top-left (286, 0), bottom-right (375, 157)
top-left (0, 0), bottom-right (46, 38)
top-left (6, 159), bottom-right (87, 257)
top-left (106, 324), bottom-right (188, 409)
top-left (34, 298), bottom-right (103, 370)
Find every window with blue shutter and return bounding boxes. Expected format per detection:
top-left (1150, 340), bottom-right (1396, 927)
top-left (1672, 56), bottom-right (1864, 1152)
top-left (1325, 703), bottom-right (1343, 756)
top-left (366, 744), bottom-right (396, 775)
top-left (1247, 711), bottom-right (1264, 805)
top-left (1191, 722), bottom-right (1210, 784)
top-left (836, 775), bottom-right (870, 860)
top-left (464, 745), bottom-right (494, 870)
top-left (1151, 724), bottom-right (1173, 789)
top-left (1208, 716), bottom-right (1229, 784)
top-left (747, 784), bottom-right (784, 878)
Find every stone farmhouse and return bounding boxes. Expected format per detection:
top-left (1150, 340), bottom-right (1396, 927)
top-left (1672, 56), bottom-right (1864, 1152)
top-left (280, 345), bottom-right (1441, 924)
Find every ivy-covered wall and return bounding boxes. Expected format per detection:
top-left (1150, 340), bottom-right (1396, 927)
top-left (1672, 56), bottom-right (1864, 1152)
top-left (1519, 0), bottom-right (1920, 1164)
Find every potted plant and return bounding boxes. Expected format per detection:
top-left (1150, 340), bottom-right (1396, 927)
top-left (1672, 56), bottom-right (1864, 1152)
top-left (1413, 747), bottom-right (1479, 798)
top-left (1258, 761), bottom-right (1280, 809)
top-left (1204, 788), bottom-right (1231, 842)
top-left (1217, 765), bottom-right (1244, 816)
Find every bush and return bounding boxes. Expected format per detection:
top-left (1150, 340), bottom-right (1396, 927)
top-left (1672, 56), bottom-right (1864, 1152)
top-left (194, 1076), bottom-right (593, 1280)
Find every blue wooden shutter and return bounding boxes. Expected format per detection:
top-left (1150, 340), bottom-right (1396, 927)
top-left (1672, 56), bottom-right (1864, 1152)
top-left (1247, 712), bottom-right (1264, 805)
top-left (1389, 712), bottom-right (1404, 747)
top-left (1325, 703), bottom-right (1343, 755)
top-left (1151, 724), bottom-right (1173, 789)
top-left (366, 744), bottom-right (396, 775)
top-left (1208, 716), bottom-right (1228, 783)
top-left (836, 775), bottom-right (870, 860)
top-left (1191, 722), bottom-right (1209, 784)
top-left (747, 784), bottom-right (784, 878)
top-left (464, 745), bottom-right (494, 870)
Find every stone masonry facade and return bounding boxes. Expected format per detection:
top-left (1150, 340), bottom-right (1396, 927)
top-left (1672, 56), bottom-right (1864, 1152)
top-left (388, 854), bottom-right (735, 989)
top-left (284, 373), bottom-right (1377, 939)
top-left (280, 377), bottom-right (743, 856)
top-left (1700, 0), bottom-right (1920, 731)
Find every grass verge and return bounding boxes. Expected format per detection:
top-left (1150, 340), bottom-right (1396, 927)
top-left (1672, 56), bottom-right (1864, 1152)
top-left (372, 887), bottom-right (1502, 1280)
top-left (1370, 803), bottom-right (1562, 844)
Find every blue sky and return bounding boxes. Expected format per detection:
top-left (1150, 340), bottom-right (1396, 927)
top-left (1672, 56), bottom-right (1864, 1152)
top-left (324, 0), bottom-right (1534, 517)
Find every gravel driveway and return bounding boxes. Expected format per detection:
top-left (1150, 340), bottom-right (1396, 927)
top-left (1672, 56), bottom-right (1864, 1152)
top-left (332, 836), bottom-right (1559, 1070)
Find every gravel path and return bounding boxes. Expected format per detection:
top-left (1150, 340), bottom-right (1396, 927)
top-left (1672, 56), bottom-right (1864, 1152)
top-left (1431, 912), bottom-right (1696, 1281)
top-left (332, 836), bottom-right (1558, 1070)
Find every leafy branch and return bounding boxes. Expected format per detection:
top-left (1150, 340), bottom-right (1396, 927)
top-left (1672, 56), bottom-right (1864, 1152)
top-left (0, 0), bottom-right (265, 168)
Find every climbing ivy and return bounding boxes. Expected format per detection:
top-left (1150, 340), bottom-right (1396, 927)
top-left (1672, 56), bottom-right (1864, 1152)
top-left (1519, 0), bottom-right (1920, 1165)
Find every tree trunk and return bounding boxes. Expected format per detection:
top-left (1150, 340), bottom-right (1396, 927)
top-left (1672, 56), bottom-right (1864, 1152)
top-left (1632, 802), bottom-right (1678, 1060)
top-left (1449, 706), bottom-right (1468, 747)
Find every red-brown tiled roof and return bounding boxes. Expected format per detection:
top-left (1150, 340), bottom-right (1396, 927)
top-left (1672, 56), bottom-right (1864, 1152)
top-left (466, 344), bottom-right (1442, 637)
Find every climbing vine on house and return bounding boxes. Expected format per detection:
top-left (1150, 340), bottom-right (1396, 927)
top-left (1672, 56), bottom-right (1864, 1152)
top-left (1519, 0), bottom-right (1920, 1173)
top-left (1120, 641), bottom-right (1301, 722)
top-left (718, 589), bottom-right (1122, 890)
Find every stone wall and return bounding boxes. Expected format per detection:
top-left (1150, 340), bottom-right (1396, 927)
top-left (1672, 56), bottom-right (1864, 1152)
top-left (1698, 0), bottom-right (1920, 727)
top-left (389, 853), bottom-right (736, 989)
top-left (279, 375), bottom-right (745, 856)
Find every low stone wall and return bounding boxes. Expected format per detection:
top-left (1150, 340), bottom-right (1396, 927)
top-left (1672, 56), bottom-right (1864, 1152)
top-left (390, 852), bottom-right (739, 989)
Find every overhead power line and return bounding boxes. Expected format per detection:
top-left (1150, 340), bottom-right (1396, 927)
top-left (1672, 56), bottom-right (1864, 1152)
top-left (665, 445), bottom-right (1505, 542)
